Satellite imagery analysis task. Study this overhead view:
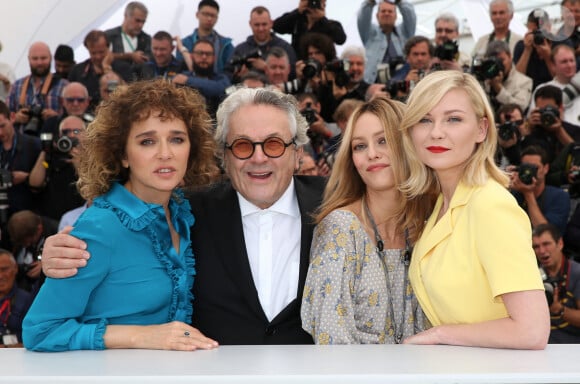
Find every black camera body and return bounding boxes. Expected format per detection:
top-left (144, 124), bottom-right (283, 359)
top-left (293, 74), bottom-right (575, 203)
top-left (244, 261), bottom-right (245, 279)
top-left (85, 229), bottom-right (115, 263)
top-left (538, 105), bottom-right (559, 127)
top-left (515, 162), bottom-right (538, 185)
top-left (324, 59), bottom-right (351, 87)
top-left (386, 80), bottom-right (411, 99)
top-left (498, 121), bottom-right (518, 141)
top-left (308, 0), bottom-right (322, 9)
top-left (302, 58), bottom-right (322, 79)
top-left (23, 104), bottom-right (43, 135)
top-left (471, 56), bottom-right (504, 81)
top-left (533, 30), bottom-right (546, 45)
top-left (434, 40), bottom-right (459, 62)
top-left (228, 48), bottom-right (262, 70)
top-left (300, 102), bottom-right (317, 125)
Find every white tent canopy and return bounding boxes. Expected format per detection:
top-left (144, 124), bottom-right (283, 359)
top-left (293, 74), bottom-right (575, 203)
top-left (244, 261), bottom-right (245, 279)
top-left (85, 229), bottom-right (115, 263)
top-left (2, 0), bottom-right (560, 78)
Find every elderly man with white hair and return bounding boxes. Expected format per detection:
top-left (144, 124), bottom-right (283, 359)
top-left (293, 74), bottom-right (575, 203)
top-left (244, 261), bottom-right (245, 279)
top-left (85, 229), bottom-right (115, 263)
top-left (472, 0), bottom-right (522, 58)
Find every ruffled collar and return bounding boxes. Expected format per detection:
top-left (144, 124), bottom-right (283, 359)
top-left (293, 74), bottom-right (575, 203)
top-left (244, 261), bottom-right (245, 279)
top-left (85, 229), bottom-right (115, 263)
top-left (93, 182), bottom-right (194, 233)
top-left (93, 182), bottom-right (195, 322)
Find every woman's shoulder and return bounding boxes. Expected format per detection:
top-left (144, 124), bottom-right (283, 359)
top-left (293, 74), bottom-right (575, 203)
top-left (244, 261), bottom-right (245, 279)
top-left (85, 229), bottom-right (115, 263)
top-left (470, 178), bottom-right (515, 204)
top-left (319, 208), bottom-right (360, 227)
top-left (316, 208), bottom-right (365, 237)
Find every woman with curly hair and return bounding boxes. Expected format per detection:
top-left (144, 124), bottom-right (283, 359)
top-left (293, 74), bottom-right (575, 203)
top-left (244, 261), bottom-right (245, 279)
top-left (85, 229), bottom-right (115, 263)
top-left (23, 79), bottom-right (220, 352)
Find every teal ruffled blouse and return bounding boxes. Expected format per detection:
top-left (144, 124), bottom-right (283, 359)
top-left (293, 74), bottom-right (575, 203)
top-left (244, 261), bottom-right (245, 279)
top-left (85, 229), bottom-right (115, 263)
top-left (23, 182), bottom-right (195, 351)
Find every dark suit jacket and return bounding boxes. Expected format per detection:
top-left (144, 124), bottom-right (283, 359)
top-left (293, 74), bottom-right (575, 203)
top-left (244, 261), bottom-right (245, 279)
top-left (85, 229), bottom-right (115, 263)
top-left (105, 26), bottom-right (152, 63)
top-left (188, 176), bottom-right (325, 345)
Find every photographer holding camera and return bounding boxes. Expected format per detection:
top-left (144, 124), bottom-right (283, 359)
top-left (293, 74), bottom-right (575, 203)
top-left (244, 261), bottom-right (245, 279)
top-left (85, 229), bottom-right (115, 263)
top-left (315, 45), bottom-right (369, 123)
top-left (226, 6), bottom-right (297, 83)
top-left (482, 40), bottom-right (533, 112)
top-left (510, 145), bottom-right (570, 235)
top-left (7, 42), bottom-right (67, 136)
top-left (273, 0), bottom-right (346, 55)
top-left (513, 9), bottom-right (554, 91)
top-left (430, 13), bottom-right (471, 71)
top-left (28, 116), bottom-right (86, 222)
top-left (357, 0), bottom-right (416, 84)
top-left (495, 103), bottom-right (529, 168)
top-left (525, 85), bottom-right (575, 164)
top-left (296, 93), bottom-right (337, 172)
top-left (387, 35), bottom-right (432, 101)
top-left (533, 223), bottom-right (580, 344)
top-left (0, 101), bottom-right (41, 231)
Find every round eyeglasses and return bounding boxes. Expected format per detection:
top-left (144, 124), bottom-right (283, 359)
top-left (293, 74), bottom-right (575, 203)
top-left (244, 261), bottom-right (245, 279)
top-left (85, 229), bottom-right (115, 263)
top-left (225, 137), bottom-right (296, 160)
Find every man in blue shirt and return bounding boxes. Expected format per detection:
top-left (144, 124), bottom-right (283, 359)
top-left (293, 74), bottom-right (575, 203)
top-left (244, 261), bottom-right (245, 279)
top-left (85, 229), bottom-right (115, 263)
top-left (357, 0), bottom-right (416, 84)
top-left (176, 0), bottom-right (233, 75)
top-left (172, 39), bottom-right (230, 117)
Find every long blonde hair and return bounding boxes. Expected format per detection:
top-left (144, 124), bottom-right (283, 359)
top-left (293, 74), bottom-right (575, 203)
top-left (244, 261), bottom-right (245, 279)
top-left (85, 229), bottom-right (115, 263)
top-left (399, 70), bottom-right (508, 199)
top-left (316, 97), bottom-right (432, 243)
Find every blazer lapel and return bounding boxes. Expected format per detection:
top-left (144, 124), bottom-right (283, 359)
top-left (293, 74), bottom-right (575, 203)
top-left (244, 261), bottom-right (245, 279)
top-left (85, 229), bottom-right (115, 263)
top-left (414, 182), bottom-right (474, 262)
top-left (210, 184), bottom-right (267, 320)
top-left (294, 176), bottom-right (324, 300)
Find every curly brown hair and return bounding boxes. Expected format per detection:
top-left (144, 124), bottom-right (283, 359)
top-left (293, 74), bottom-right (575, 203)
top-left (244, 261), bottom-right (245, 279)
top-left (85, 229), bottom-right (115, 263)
top-left (77, 79), bottom-right (219, 201)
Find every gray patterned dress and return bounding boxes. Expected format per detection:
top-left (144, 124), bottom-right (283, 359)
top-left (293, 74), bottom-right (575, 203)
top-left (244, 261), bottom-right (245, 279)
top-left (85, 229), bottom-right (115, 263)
top-left (301, 210), bottom-right (426, 344)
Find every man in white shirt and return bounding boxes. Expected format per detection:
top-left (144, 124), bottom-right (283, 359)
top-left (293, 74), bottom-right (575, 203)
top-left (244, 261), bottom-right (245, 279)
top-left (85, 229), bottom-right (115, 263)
top-left (39, 88), bottom-right (326, 345)
top-left (472, 0), bottom-right (522, 58)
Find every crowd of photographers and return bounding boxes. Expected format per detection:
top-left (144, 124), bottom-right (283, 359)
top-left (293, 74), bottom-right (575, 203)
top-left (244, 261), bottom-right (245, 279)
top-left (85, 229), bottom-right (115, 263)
top-left (1, 0), bottom-right (580, 345)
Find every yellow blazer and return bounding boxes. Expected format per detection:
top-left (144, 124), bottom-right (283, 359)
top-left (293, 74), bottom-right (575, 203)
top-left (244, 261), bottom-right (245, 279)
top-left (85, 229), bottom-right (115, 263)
top-left (409, 178), bottom-right (544, 326)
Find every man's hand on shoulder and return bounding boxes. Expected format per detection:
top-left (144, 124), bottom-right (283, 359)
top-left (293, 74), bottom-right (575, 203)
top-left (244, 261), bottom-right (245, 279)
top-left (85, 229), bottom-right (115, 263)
top-left (42, 226), bottom-right (90, 279)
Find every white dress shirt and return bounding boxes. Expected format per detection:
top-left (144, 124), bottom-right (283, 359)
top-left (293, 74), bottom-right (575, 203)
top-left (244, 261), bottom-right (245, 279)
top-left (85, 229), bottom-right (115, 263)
top-left (238, 179), bottom-right (301, 321)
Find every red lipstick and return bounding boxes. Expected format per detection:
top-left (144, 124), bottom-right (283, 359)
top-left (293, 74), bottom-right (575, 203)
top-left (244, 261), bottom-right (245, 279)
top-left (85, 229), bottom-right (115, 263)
top-left (427, 146), bottom-right (449, 153)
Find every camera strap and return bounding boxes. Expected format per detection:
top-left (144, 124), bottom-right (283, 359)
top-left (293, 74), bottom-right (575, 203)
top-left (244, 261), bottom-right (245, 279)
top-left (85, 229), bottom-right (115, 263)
top-left (18, 73), bottom-right (53, 108)
top-left (0, 297), bottom-right (11, 327)
top-left (488, 30), bottom-right (512, 44)
top-left (0, 134), bottom-right (17, 169)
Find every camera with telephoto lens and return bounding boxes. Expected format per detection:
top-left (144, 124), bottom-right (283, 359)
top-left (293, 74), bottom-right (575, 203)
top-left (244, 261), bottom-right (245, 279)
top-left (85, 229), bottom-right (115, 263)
top-left (471, 56), bottom-right (504, 81)
top-left (308, 0), bottom-right (322, 9)
top-left (434, 40), bottom-right (459, 61)
top-left (538, 105), bottom-right (559, 127)
top-left (0, 168), bottom-right (12, 225)
top-left (302, 58), bottom-right (322, 79)
top-left (514, 162), bottom-right (538, 185)
top-left (228, 48), bottom-right (262, 71)
top-left (539, 267), bottom-right (564, 306)
top-left (300, 102), bottom-right (317, 125)
top-left (23, 104), bottom-right (43, 135)
top-left (324, 59), bottom-right (351, 87)
top-left (497, 120), bottom-right (518, 141)
top-left (56, 135), bottom-right (79, 153)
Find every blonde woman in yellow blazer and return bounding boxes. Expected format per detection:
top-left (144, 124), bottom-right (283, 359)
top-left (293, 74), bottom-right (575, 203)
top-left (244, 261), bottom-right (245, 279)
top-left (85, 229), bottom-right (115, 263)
top-left (397, 71), bottom-right (550, 349)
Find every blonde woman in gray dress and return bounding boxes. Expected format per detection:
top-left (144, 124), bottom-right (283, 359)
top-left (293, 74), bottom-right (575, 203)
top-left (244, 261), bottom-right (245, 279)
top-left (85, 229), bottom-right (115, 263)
top-left (301, 97), bottom-right (433, 344)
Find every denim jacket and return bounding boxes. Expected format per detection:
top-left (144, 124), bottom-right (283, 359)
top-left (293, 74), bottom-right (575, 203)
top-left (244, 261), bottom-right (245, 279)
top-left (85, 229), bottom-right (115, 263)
top-left (357, 0), bottom-right (416, 84)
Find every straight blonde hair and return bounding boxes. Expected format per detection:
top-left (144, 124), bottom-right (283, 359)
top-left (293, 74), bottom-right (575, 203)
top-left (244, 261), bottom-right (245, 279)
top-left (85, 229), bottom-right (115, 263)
top-left (399, 70), bottom-right (509, 199)
top-left (316, 97), bottom-right (433, 244)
